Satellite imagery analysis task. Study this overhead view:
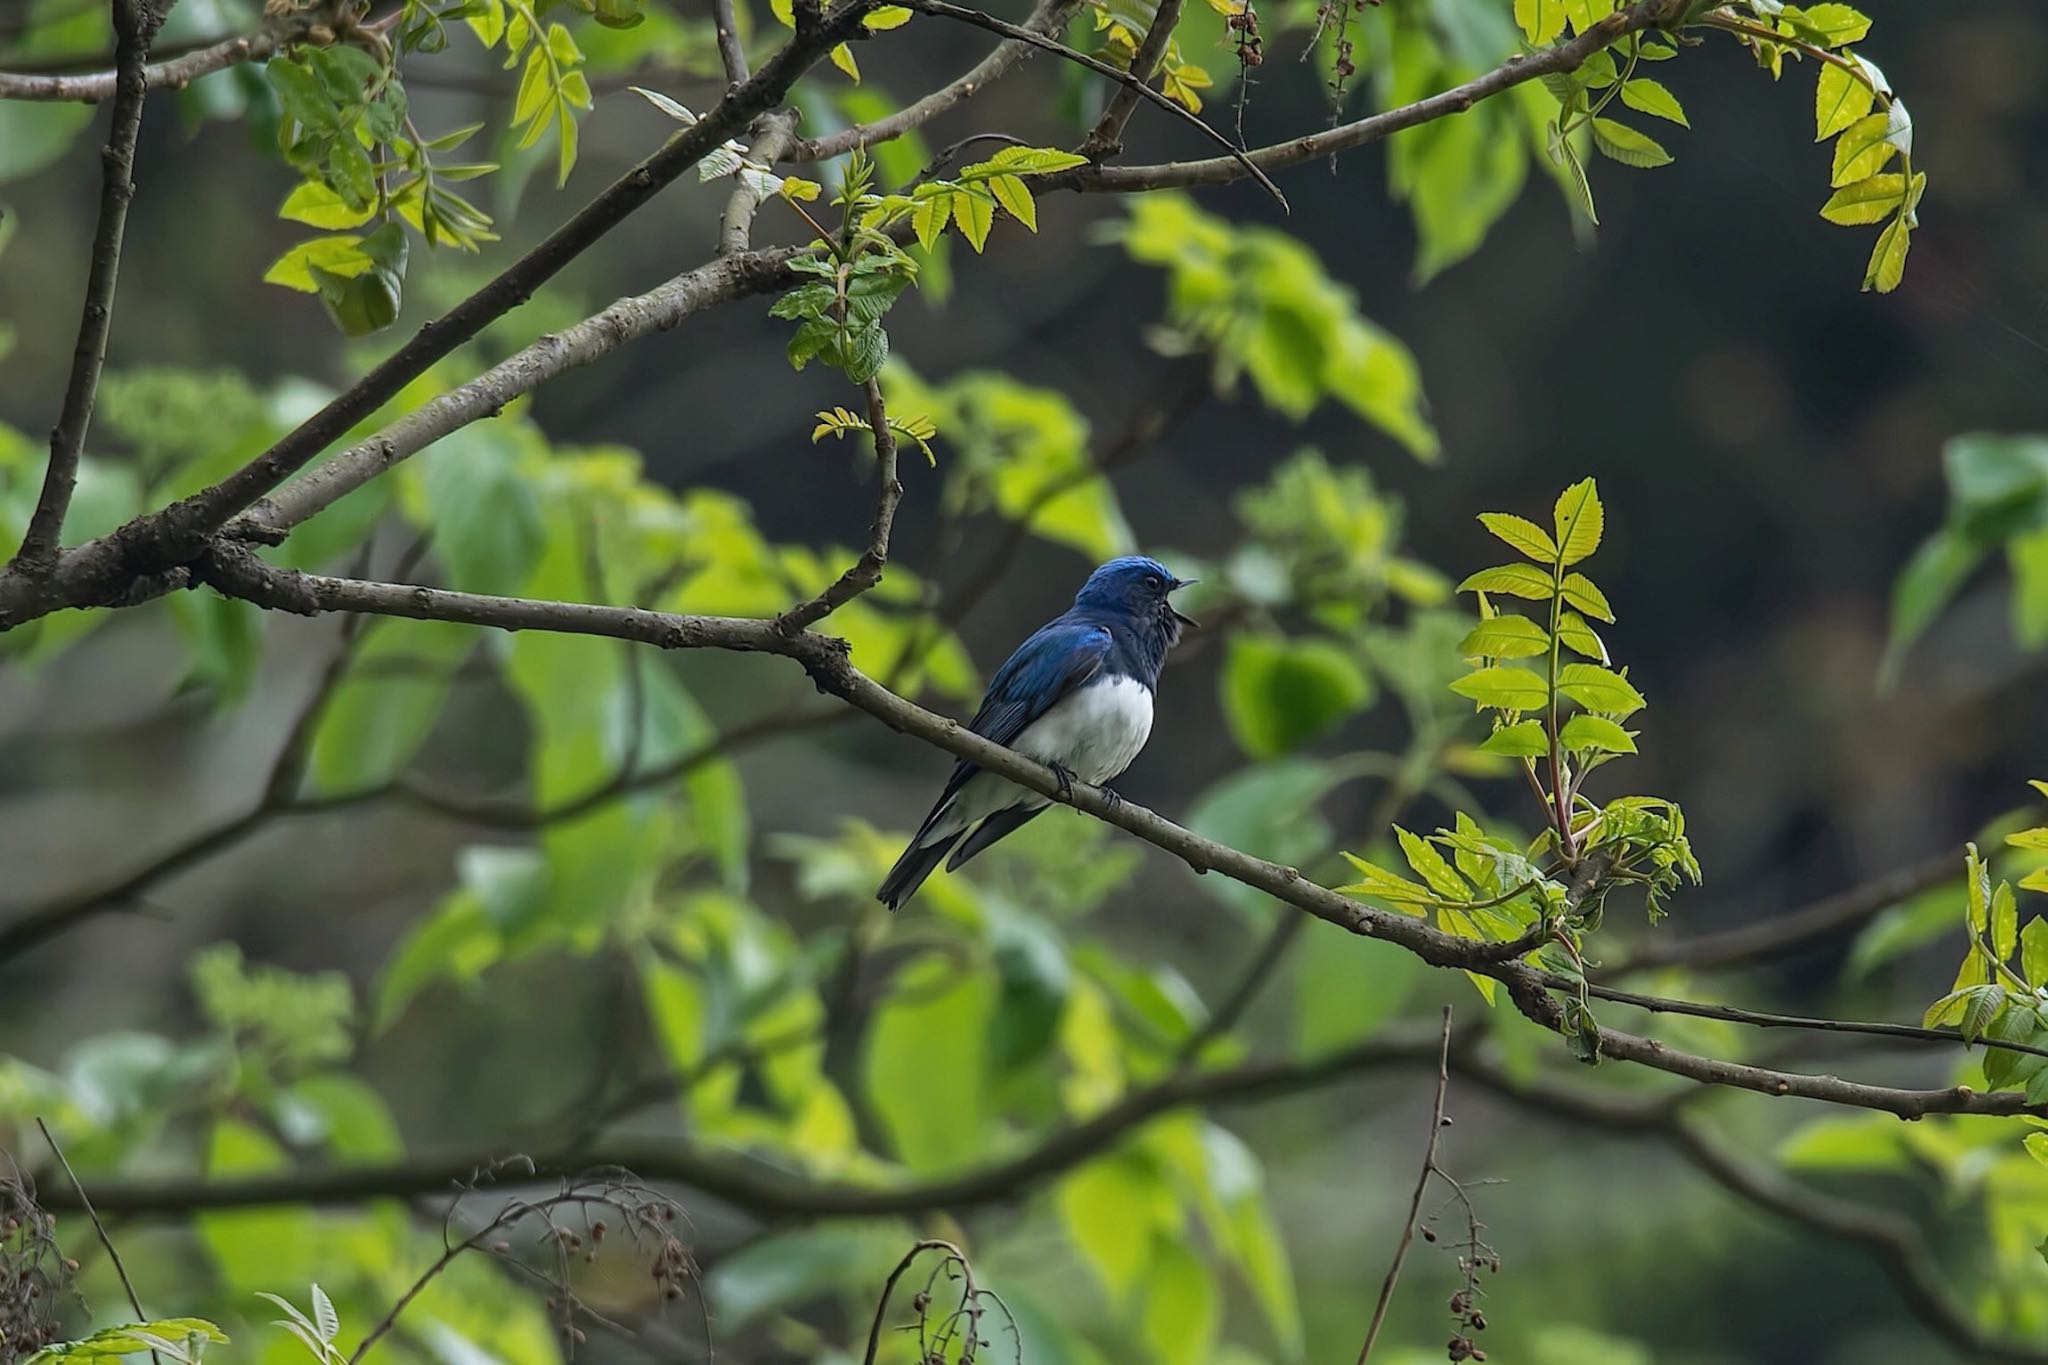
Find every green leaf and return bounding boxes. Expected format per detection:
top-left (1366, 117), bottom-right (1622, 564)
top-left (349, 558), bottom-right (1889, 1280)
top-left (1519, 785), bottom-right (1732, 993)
top-left (1795, 3), bottom-right (1871, 45)
top-left (1335, 852), bottom-right (1436, 907)
top-left (1819, 173), bottom-right (1908, 225)
top-left (1515, 0), bottom-right (1566, 44)
top-left (1141, 1235), bottom-right (1219, 1365)
top-left (911, 188), bottom-right (951, 250)
top-left (1590, 118), bottom-right (1672, 168)
top-left (1220, 633), bottom-right (1373, 758)
top-left (1556, 663), bottom-right (1645, 715)
top-left (1994, 880), bottom-right (2019, 962)
top-left (2027, 1131), bottom-right (2048, 1168)
top-left (1556, 610), bottom-right (1608, 661)
top-left (1396, 826), bottom-right (1469, 900)
top-left (1479, 718), bottom-right (1550, 757)
top-left (1814, 61), bottom-right (1873, 140)
top-left (262, 234), bottom-right (370, 293)
top-left (951, 187), bottom-right (994, 251)
top-left (1863, 215), bottom-right (1910, 294)
top-left (2021, 916), bottom-right (2048, 986)
top-left (1960, 983), bottom-right (2008, 1042)
top-left (1619, 78), bottom-right (1687, 127)
top-left (1058, 1155), bottom-right (1165, 1304)
top-left (1457, 563), bottom-right (1556, 599)
top-left (1478, 512), bottom-right (1558, 562)
top-left (279, 181), bottom-right (375, 229)
top-left (1559, 713), bottom-right (1637, 754)
top-left (863, 3), bottom-right (912, 25)
top-left (1560, 571), bottom-right (1614, 621)
top-left (1458, 614), bottom-right (1550, 659)
top-left (986, 172), bottom-right (1036, 230)
top-left (863, 953), bottom-right (992, 1171)
top-left (970, 144), bottom-right (1090, 175)
top-left (1831, 111), bottom-right (1896, 186)
top-left (1294, 931), bottom-right (1424, 1053)
top-left (1553, 478), bottom-right (1604, 564)
top-left (1449, 665), bottom-right (1549, 711)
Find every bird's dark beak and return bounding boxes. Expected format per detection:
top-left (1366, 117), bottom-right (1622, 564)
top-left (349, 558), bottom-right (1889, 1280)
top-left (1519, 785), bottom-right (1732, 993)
top-left (1169, 578), bottom-right (1199, 628)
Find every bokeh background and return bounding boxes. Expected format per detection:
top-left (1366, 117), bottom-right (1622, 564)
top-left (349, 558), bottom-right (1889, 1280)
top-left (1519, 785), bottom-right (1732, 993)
top-left (5, 0), bottom-right (2048, 1361)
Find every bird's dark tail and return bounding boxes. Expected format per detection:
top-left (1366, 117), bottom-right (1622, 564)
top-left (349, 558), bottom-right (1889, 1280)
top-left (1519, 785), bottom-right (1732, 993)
top-left (876, 831), bottom-right (962, 911)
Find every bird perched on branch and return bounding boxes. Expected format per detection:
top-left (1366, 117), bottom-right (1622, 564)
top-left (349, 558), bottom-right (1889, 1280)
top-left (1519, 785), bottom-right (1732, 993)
top-left (877, 555), bottom-right (1197, 910)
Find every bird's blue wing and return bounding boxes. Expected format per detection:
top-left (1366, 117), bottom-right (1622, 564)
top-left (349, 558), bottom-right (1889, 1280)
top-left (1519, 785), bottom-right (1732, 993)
top-left (930, 618), bottom-right (1111, 812)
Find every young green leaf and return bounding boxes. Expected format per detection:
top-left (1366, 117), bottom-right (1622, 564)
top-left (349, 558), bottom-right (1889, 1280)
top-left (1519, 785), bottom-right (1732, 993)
top-left (986, 172), bottom-right (1036, 230)
top-left (1619, 78), bottom-right (1687, 128)
top-left (1556, 663), bottom-right (1645, 715)
top-left (1863, 215), bottom-right (1910, 294)
top-left (1556, 610), bottom-right (1609, 661)
top-left (1560, 572), bottom-right (1613, 622)
top-left (1814, 61), bottom-right (1873, 140)
top-left (1590, 118), bottom-right (1672, 169)
top-left (912, 190), bottom-right (952, 250)
top-left (1478, 719), bottom-right (1550, 757)
top-left (1458, 615), bottom-right (1550, 659)
top-left (1820, 174), bottom-right (1908, 226)
top-left (1335, 852), bottom-right (1435, 907)
top-left (1559, 713), bottom-right (1637, 754)
top-left (1994, 880), bottom-right (2019, 963)
top-left (1396, 827), bottom-right (1469, 900)
top-left (1831, 111), bottom-right (1896, 186)
top-left (1457, 563), bottom-right (1556, 599)
top-left (1478, 512), bottom-right (1558, 562)
top-left (1449, 666), bottom-right (1549, 711)
top-left (1553, 479), bottom-right (1603, 564)
top-left (952, 187), bottom-right (995, 251)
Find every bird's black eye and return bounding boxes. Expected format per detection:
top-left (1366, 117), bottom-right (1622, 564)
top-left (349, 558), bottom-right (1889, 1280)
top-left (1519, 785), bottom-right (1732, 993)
top-left (1145, 574), bottom-right (1163, 591)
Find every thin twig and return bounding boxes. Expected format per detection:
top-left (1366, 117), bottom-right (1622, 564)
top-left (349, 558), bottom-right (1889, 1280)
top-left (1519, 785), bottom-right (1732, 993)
top-left (36, 1118), bottom-right (158, 1365)
top-left (776, 378), bottom-right (903, 633)
top-left (787, 0), bottom-right (1084, 162)
top-left (0, 22), bottom-right (279, 101)
top-left (14, 0), bottom-right (166, 573)
top-left (1356, 1006), bottom-right (1452, 1365)
top-left (1082, 0), bottom-right (1184, 155)
top-left (713, 0), bottom-right (749, 84)
top-left (901, 0), bottom-right (1289, 211)
top-left (861, 1240), bottom-right (966, 1365)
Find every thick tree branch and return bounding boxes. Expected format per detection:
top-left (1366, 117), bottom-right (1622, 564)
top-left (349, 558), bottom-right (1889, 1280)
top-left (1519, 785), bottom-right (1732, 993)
top-left (901, 0), bottom-right (1288, 210)
top-left (0, 3), bottom-right (878, 629)
top-left (787, 0), bottom-right (1085, 162)
top-left (172, 554), bottom-right (2045, 1120)
top-left (13, 0), bottom-right (167, 574)
top-left (1043, 0), bottom-right (1677, 195)
top-left (231, 248), bottom-right (800, 542)
top-left (0, 21), bottom-right (273, 102)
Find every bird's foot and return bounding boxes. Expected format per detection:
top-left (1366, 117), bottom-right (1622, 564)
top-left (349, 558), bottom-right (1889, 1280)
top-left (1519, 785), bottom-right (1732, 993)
top-left (1049, 761), bottom-right (1079, 801)
top-left (1100, 784), bottom-right (1124, 813)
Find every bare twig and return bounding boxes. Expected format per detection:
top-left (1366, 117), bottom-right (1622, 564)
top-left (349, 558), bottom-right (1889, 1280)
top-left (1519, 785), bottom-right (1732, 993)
top-left (901, 0), bottom-right (1289, 211)
top-left (0, 23), bottom-right (276, 101)
top-left (1045, 0), bottom-right (1677, 195)
top-left (1356, 1007), bottom-right (1452, 1365)
top-left (713, 0), bottom-right (749, 84)
top-left (776, 379), bottom-right (903, 633)
top-left (788, 0), bottom-right (1084, 163)
top-left (35, 1118), bottom-right (157, 1365)
top-left (1081, 0), bottom-right (1184, 155)
top-left (13, 0), bottom-right (167, 573)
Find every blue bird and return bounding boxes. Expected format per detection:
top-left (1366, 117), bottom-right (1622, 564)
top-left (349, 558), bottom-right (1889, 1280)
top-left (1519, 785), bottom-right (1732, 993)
top-left (876, 555), bottom-right (1197, 910)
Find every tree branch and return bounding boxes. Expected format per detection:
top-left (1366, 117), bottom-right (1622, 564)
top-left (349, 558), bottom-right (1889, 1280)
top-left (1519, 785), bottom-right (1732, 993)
top-left (173, 554), bottom-right (2047, 1120)
top-left (1042, 0), bottom-right (1676, 195)
top-left (787, 0), bottom-right (1085, 163)
top-left (0, 3), bottom-right (879, 629)
top-left (1080, 0), bottom-right (1182, 156)
top-left (1355, 1007), bottom-right (1452, 1365)
top-left (901, 0), bottom-right (1289, 211)
top-left (230, 247), bottom-right (800, 543)
top-left (12, 0), bottom-right (167, 574)
top-left (0, 21), bottom-right (273, 102)
top-left (713, 0), bottom-right (749, 85)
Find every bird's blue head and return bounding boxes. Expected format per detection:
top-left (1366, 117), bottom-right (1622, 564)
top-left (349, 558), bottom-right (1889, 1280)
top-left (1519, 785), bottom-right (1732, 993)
top-left (1073, 556), bottom-right (1198, 646)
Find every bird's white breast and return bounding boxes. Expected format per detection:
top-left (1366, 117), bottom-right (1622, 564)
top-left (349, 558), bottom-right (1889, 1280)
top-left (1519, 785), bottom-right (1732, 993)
top-left (1012, 674), bottom-right (1155, 786)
